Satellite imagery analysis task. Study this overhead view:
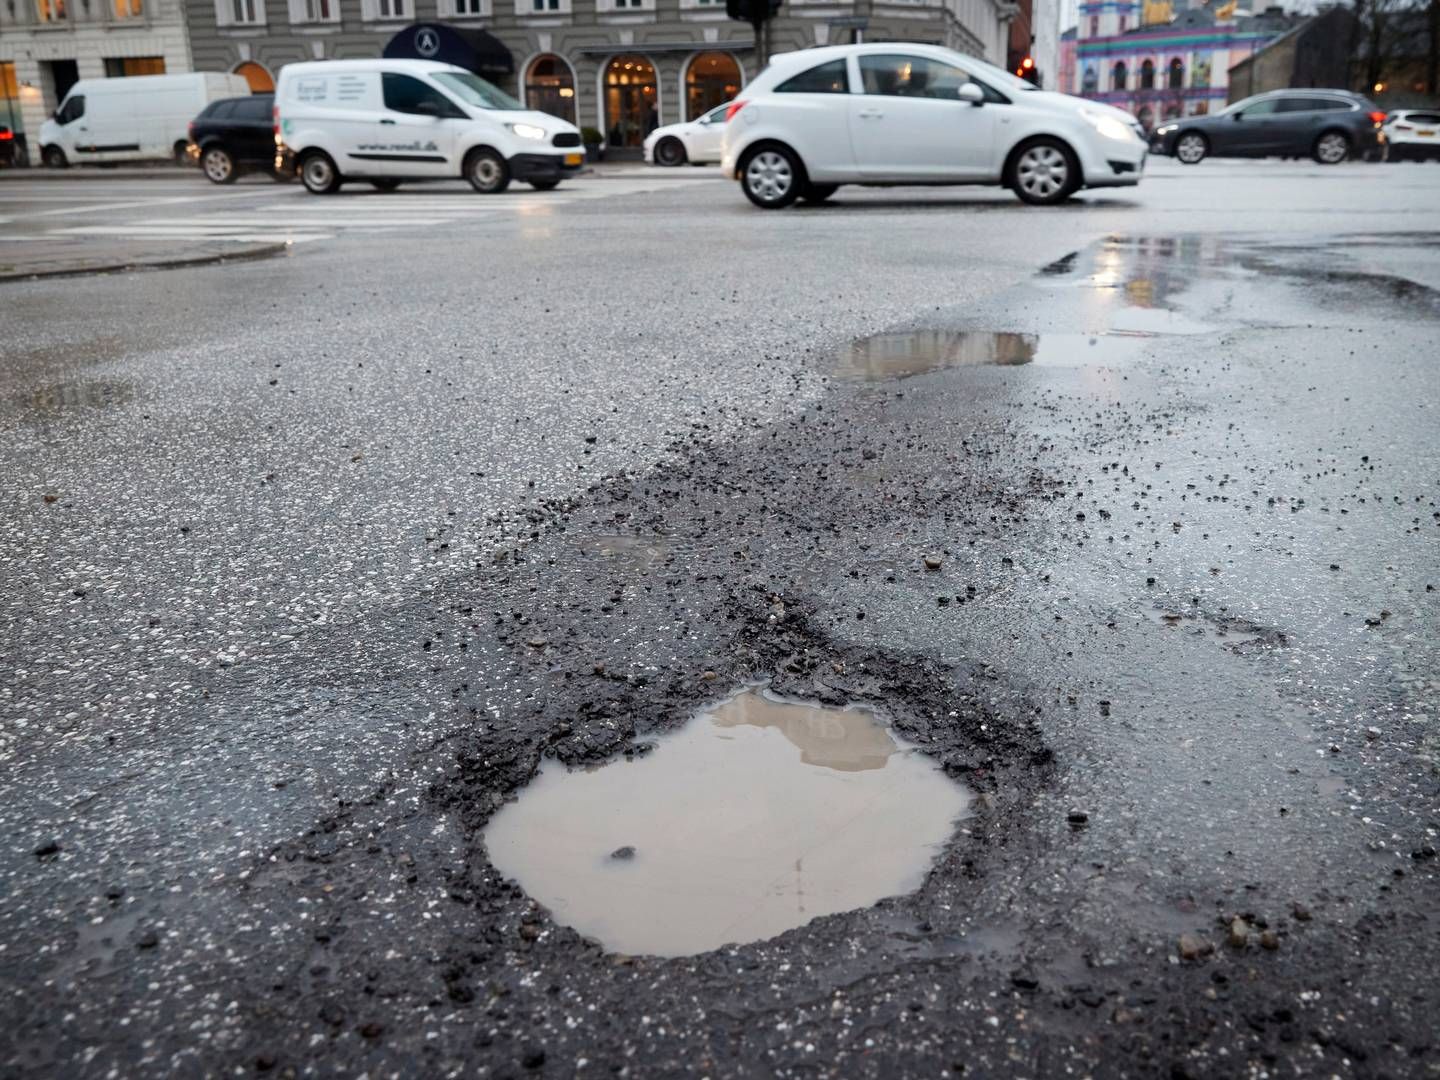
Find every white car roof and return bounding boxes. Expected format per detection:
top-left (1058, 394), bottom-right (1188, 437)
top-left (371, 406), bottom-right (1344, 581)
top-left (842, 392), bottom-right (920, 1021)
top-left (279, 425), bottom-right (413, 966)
top-left (278, 58), bottom-right (469, 78)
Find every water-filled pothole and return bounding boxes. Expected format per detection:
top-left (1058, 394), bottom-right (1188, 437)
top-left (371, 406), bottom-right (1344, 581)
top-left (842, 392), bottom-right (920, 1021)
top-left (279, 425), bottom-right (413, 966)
top-left (483, 689), bottom-right (972, 957)
top-left (835, 329), bottom-right (1157, 380)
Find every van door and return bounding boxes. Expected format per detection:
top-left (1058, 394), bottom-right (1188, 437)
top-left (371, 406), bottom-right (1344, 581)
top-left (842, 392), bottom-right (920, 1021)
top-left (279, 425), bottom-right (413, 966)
top-left (367, 73), bottom-right (462, 177)
top-left (52, 93), bottom-right (87, 158)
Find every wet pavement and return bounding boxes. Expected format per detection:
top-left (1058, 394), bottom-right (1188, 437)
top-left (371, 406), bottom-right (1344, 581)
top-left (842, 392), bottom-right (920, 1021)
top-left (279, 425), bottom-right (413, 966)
top-left (2, 160), bottom-right (1438, 1077)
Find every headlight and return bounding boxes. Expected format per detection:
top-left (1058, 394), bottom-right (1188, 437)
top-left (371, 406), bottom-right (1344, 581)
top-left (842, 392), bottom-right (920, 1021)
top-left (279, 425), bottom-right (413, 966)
top-left (1155, 124), bottom-right (1178, 136)
top-left (508, 123), bottom-right (547, 141)
top-left (1081, 108), bottom-right (1138, 142)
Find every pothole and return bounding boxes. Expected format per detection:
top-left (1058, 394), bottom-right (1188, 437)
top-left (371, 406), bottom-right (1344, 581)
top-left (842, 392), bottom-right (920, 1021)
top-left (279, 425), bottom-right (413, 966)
top-left (835, 328), bottom-right (1158, 379)
top-left (483, 688), bottom-right (972, 957)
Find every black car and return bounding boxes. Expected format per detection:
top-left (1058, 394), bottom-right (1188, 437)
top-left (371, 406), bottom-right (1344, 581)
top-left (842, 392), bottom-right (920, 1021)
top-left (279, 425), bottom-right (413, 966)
top-left (188, 94), bottom-right (285, 184)
top-left (1150, 90), bottom-right (1385, 165)
top-left (0, 125), bottom-right (19, 168)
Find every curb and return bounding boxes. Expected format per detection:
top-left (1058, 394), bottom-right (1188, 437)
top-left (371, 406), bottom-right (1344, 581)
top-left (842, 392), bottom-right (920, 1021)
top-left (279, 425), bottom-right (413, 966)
top-left (0, 241), bottom-right (292, 282)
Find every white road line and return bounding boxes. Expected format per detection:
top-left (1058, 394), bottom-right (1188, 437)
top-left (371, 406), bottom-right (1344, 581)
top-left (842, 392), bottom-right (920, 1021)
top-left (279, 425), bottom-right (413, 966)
top-left (27, 188), bottom-right (301, 218)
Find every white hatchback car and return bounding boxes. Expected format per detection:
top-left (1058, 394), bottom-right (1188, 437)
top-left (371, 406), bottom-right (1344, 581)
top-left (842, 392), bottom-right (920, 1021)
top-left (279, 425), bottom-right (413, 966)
top-left (644, 102), bottom-right (730, 166)
top-left (1383, 109), bottom-right (1440, 161)
top-left (721, 44), bottom-right (1146, 208)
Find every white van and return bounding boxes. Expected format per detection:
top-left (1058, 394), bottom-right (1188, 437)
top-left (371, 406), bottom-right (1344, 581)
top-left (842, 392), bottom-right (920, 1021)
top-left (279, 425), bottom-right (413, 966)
top-left (39, 73), bottom-right (251, 169)
top-left (274, 59), bottom-right (585, 195)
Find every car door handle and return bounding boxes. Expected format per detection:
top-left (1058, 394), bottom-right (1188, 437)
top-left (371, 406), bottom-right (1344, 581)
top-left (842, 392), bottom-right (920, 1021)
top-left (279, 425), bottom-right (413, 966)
top-left (379, 118), bottom-right (396, 125)
top-left (858, 110), bottom-right (884, 120)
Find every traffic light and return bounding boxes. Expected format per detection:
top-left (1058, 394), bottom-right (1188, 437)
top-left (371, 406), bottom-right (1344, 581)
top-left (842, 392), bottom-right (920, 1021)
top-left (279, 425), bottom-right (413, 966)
top-left (726, 0), bottom-right (782, 20)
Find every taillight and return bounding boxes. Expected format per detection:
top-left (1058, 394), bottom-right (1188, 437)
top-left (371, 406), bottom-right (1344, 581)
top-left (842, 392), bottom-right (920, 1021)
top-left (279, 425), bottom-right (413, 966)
top-left (1368, 111), bottom-right (1386, 124)
top-left (0, 129), bottom-right (13, 142)
top-left (725, 100), bottom-right (748, 123)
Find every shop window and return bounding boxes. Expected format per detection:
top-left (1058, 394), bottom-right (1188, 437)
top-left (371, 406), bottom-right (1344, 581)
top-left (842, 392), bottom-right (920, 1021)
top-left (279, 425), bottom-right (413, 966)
top-left (1081, 66), bottom-right (1098, 94)
top-left (105, 57), bottom-right (166, 77)
top-left (1139, 59), bottom-right (1154, 89)
top-left (1167, 57), bottom-right (1183, 89)
top-left (1110, 61), bottom-right (1126, 90)
top-left (684, 51), bottom-right (740, 121)
top-left (525, 53), bottom-right (575, 124)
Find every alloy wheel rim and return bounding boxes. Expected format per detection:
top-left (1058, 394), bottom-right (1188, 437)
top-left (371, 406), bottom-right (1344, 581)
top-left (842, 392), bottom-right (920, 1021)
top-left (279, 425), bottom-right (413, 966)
top-left (746, 151), bottom-right (793, 201)
top-left (1177, 135), bottom-right (1204, 163)
top-left (204, 150), bottom-right (231, 182)
top-left (1318, 134), bottom-right (1347, 162)
top-left (304, 158), bottom-right (332, 189)
top-left (659, 141), bottom-right (680, 165)
top-left (474, 158), bottom-right (500, 188)
top-left (1017, 145), bottom-right (1067, 198)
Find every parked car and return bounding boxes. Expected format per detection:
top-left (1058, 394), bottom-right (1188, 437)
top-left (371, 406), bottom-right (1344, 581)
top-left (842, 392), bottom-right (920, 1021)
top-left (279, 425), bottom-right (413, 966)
top-left (1151, 90), bottom-right (1385, 165)
top-left (274, 59), bottom-right (585, 195)
top-left (38, 72), bottom-right (251, 169)
top-left (189, 94), bottom-right (287, 183)
top-left (1383, 109), bottom-right (1440, 161)
top-left (644, 102), bottom-right (730, 166)
top-left (720, 43), bottom-right (1146, 209)
top-left (0, 125), bottom-right (19, 168)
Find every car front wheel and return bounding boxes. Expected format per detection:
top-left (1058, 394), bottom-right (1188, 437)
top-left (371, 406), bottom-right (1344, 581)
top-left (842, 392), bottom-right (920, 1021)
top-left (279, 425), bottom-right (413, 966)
top-left (654, 137), bottom-right (685, 167)
top-left (465, 148), bottom-right (510, 194)
top-left (201, 146), bottom-right (236, 185)
top-left (1313, 130), bottom-right (1350, 165)
top-left (1007, 139), bottom-right (1079, 206)
top-left (1175, 132), bottom-right (1208, 164)
top-left (42, 145), bottom-right (68, 169)
top-left (740, 146), bottom-right (802, 209)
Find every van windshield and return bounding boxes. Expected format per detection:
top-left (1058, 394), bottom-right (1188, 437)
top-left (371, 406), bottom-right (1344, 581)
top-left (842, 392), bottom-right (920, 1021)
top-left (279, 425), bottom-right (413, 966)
top-left (432, 71), bottom-right (523, 111)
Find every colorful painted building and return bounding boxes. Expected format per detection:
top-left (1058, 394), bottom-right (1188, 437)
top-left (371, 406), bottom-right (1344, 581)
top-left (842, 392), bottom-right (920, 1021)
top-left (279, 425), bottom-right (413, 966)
top-left (1059, 1), bottom-right (1302, 132)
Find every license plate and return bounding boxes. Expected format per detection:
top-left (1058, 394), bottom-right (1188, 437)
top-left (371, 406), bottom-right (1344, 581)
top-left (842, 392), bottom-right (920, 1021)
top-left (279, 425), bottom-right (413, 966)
top-left (1417, 130), bottom-right (1436, 137)
top-left (564, 152), bottom-right (582, 165)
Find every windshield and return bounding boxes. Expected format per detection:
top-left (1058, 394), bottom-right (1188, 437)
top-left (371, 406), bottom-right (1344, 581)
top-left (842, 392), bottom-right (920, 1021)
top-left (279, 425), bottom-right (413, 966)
top-left (432, 71), bottom-right (524, 111)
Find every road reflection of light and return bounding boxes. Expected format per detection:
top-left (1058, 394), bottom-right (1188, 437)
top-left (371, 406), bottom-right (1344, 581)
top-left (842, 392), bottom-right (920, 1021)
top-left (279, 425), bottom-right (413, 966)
top-left (515, 202), bottom-right (556, 218)
top-left (1088, 241), bottom-right (1129, 290)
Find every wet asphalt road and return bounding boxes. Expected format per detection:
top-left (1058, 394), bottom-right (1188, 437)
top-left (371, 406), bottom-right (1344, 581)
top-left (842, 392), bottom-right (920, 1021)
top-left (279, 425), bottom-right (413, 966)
top-left (2, 159), bottom-right (1439, 1078)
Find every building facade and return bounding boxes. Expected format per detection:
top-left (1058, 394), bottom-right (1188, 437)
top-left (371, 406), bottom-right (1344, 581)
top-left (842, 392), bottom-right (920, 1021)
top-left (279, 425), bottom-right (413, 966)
top-left (180, 0), bottom-right (1020, 152)
top-left (1065, 1), bottom-right (1300, 131)
top-left (0, 0), bottom-right (193, 159)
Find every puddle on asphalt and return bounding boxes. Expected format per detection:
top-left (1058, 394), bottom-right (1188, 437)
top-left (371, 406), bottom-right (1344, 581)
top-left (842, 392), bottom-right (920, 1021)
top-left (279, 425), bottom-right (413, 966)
top-left (835, 329), bottom-right (1156, 379)
top-left (483, 689), bottom-right (972, 957)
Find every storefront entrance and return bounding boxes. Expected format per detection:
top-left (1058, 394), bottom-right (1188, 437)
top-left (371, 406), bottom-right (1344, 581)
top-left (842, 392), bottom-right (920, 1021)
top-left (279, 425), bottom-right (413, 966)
top-left (525, 54), bottom-right (575, 125)
top-left (603, 55), bottom-right (656, 150)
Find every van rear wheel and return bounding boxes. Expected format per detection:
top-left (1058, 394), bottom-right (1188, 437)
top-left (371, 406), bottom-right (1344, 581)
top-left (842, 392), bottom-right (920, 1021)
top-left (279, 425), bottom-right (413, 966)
top-left (300, 150), bottom-right (342, 195)
top-left (465, 148), bottom-right (510, 194)
top-left (42, 146), bottom-right (68, 169)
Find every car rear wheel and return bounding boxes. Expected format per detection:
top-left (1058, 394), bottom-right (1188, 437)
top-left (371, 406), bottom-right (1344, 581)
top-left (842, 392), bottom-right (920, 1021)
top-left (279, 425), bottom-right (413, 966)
top-left (370, 179), bottom-right (402, 191)
top-left (741, 146), bottom-right (802, 209)
top-left (201, 146), bottom-right (236, 185)
top-left (1008, 139), bottom-right (1079, 206)
top-left (800, 183), bottom-right (838, 204)
top-left (1175, 132), bottom-right (1208, 164)
top-left (465, 148), bottom-right (510, 194)
top-left (299, 150), bottom-right (342, 195)
top-left (1313, 130), bottom-right (1350, 165)
top-left (42, 145), bottom-right (68, 169)
top-left (655, 137), bottom-right (686, 167)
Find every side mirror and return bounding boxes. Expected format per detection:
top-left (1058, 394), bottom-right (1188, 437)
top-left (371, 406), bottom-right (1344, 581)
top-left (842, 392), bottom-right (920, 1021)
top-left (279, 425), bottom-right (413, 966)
top-left (1232, 111), bottom-right (1244, 121)
top-left (959, 83), bottom-right (985, 106)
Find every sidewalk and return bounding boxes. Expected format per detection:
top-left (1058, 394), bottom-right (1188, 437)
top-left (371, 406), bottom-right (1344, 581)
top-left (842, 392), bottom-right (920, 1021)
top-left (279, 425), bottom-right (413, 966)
top-left (0, 235), bottom-right (289, 281)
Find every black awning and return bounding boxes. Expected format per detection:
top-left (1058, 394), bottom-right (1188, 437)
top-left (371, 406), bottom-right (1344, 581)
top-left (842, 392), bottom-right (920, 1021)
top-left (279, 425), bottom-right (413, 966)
top-left (383, 23), bottom-right (514, 78)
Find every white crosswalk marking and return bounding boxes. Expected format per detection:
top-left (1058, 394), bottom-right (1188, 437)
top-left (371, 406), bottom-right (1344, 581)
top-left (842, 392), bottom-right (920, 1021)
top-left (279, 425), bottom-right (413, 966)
top-left (35, 174), bottom-right (716, 249)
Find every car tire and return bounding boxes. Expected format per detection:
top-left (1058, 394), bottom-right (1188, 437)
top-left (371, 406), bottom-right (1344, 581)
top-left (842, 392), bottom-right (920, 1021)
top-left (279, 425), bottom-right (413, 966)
top-left (800, 183), bottom-right (838, 204)
top-left (740, 145), bottom-right (803, 209)
top-left (1007, 138), bottom-right (1080, 206)
top-left (201, 146), bottom-right (237, 185)
top-left (654, 137), bottom-right (686, 167)
top-left (1313, 130), bottom-right (1350, 165)
top-left (1174, 131), bottom-right (1208, 164)
top-left (370, 179), bottom-right (402, 191)
top-left (465, 148), bottom-right (510, 194)
top-left (42, 145), bottom-right (68, 169)
top-left (299, 150), bottom-right (342, 195)
top-left (529, 179), bottom-right (560, 191)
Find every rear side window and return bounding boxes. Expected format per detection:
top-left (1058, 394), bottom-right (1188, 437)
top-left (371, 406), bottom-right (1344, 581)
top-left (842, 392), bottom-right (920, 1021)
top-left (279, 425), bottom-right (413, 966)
top-left (233, 97), bottom-right (271, 120)
top-left (1278, 96), bottom-right (1350, 113)
top-left (206, 100), bottom-right (237, 120)
top-left (776, 59), bottom-right (849, 94)
top-left (1404, 112), bottom-right (1440, 124)
top-left (1238, 98), bottom-right (1279, 117)
top-left (382, 73), bottom-right (461, 116)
